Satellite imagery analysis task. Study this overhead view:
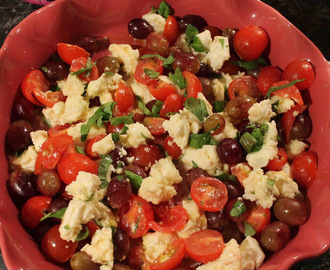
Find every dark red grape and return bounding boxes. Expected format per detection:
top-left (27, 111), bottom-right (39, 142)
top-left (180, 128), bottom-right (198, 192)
top-left (96, 56), bottom-right (120, 74)
top-left (89, 97), bottom-right (101, 108)
top-left (169, 46), bottom-right (184, 56)
top-left (123, 164), bottom-right (147, 179)
top-left (146, 33), bottom-right (170, 56)
top-left (32, 114), bottom-right (50, 131)
top-left (32, 219), bottom-right (56, 244)
top-left (291, 113), bottom-right (312, 140)
top-left (217, 138), bottom-right (243, 165)
top-left (128, 18), bottom-right (154, 39)
top-left (6, 120), bottom-right (32, 153)
top-left (202, 25), bottom-right (222, 38)
top-left (41, 61), bottom-right (68, 84)
top-left (173, 180), bottom-right (190, 203)
top-left (178, 15), bottom-right (208, 32)
top-left (94, 36), bottom-right (111, 51)
top-left (184, 168), bottom-right (209, 188)
top-left (110, 146), bottom-right (128, 168)
top-left (107, 177), bottom-right (132, 209)
top-left (273, 198), bottom-right (308, 226)
top-left (197, 63), bottom-right (209, 77)
top-left (220, 220), bottom-right (244, 244)
top-left (223, 179), bottom-right (244, 200)
top-left (113, 263), bottom-right (132, 270)
top-left (70, 251), bottom-right (100, 270)
top-left (113, 228), bottom-right (132, 262)
top-left (217, 54), bottom-right (244, 75)
top-left (222, 28), bottom-right (238, 49)
top-left (74, 36), bottom-right (110, 53)
top-left (172, 52), bottom-right (200, 74)
top-left (46, 197), bottom-right (69, 216)
top-left (37, 170), bottom-right (61, 196)
top-left (260, 221), bottom-right (291, 251)
top-left (206, 210), bottom-right (228, 231)
top-left (11, 92), bottom-right (37, 123)
top-left (199, 77), bottom-right (213, 98)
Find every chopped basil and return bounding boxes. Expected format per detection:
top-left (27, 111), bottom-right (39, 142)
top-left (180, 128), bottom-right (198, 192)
top-left (169, 67), bottom-right (187, 89)
top-left (111, 115), bottom-right (134, 126)
top-left (144, 68), bottom-right (160, 79)
top-left (191, 36), bottom-right (207, 52)
top-left (50, 84), bottom-right (61, 92)
top-left (125, 170), bottom-right (143, 190)
top-left (40, 207), bottom-right (67, 222)
top-left (136, 96), bottom-right (152, 116)
top-left (121, 125), bottom-right (129, 134)
top-left (244, 222), bottom-right (256, 237)
top-left (212, 100), bottom-right (226, 113)
top-left (192, 160), bottom-right (199, 168)
top-left (98, 155), bottom-right (113, 189)
top-left (185, 24), bottom-right (199, 44)
top-left (271, 100), bottom-right (280, 114)
top-left (189, 131), bottom-right (217, 149)
top-left (152, 100), bottom-right (164, 116)
top-left (70, 57), bottom-right (96, 76)
top-left (214, 173), bottom-right (238, 183)
top-left (141, 54), bottom-right (175, 69)
top-left (64, 225), bottom-right (70, 230)
top-left (154, 1), bottom-right (172, 18)
top-left (267, 179), bottom-right (275, 187)
top-left (232, 57), bottom-right (266, 71)
top-left (219, 38), bottom-right (225, 49)
top-left (184, 97), bottom-right (209, 122)
top-left (265, 79), bottom-right (305, 98)
top-left (239, 132), bottom-right (258, 153)
top-left (104, 71), bottom-right (115, 76)
top-left (84, 193), bottom-right (95, 202)
top-left (111, 133), bottom-right (120, 142)
top-left (76, 224), bottom-right (89, 241)
top-left (40, 66), bottom-right (48, 73)
top-left (75, 144), bottom-right (85, 155)
top-left (239, 123), bottom-right (269, 153)
top-left (230, 200), bottom-right (247, 217)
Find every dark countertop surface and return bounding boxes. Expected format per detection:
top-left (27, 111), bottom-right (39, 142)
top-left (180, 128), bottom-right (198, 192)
top-left (0, 0), bottom-right (329, 269)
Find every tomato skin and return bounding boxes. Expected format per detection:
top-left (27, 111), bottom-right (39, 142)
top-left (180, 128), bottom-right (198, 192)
top-left (160, 93), bottom-right (183, 118)
top-left (48, 123), bottom-right (71, 137)
top-left (282, 59), bottom-right (315, 90)
top-left (244, 205), bottom-right (271, 233)
top-left (164, 137), bottom-right (182, 160)
top-left (257, 66), bottom-right (282, 96)
top-left (70, 57), bottom-right (99, 83)
top-left (230, 163), bottom-right (252, 186)
top-left (152, 199), bottom-right (175, 220)
top-left (135, 57), bottom-right (164, 85)
top-left (185, 229), bottom-right (225, 264)
top-left (86, 220), bottom-right (100, 239)
top-left (271, 80), bottom-right (303, 105)
top-left (85, 134), bottom-right (106, 158)
top-left (148, 81), bottom-right (178, 101)
top-left (41, 224), bottom-right (78, 263)
top-left (57, 43), bottom-right (90, 65)
top-left (21, 195), bottom-right (51, 230)
top-left (143, 117), bottom-right (166, 135)
top-left (114, 82), bottom-right (135, 113)
top-left (163, 15), bottom-right (180, 45)
top-left (292, 151), bottom-right (317, 188)
top-left (228, 75), bottom-right (261, 100)
top-left (182, 70), bottom-right (202, 100)
top-left (148, 206), bottom-right (188, 233)
top-left (233, 25), bottom-right (268, 61)
top-left (57, 153), bottom-right (99, 184)
top-left (33, 90), bottom-right (66, 107)
top-left (191, 177), bottom-right (228, 212)
top-left (281, 105), bottom-right (305, 143)
top-left (131, 143), bottom-right (164, 169)
top-left (265, 148), bottom-right (288, 171)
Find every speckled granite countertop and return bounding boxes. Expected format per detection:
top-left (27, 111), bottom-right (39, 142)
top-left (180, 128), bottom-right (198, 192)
top-left (0, 0), bottom-right (329, 269)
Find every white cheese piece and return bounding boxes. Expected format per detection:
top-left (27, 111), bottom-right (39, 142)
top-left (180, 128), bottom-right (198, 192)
top-left (120, 122), bottom-right (154, 148)
top-left (92, 134), bottom-right (115, 156)
top-left (212, 112), bottom-right (238, 142)
top-left (158, 75), bottom-right (181, 93)
top-left (266, 170), bottom-right (299, 199)
top-left (246, 121), bottom-right (278, 169)
top-left (10, 145), bottom-right (37, 173)
top-left (205, 36), bottom-right (230, 71)
top-left (197, 239), bottom-right (242, 270)
top-left (130, 80), bottom-right (155, 104)
top-left (180, 108), bottom-right (202, 134)
top-left (285, 139), bottom-right (309, 160)
top-left (177, 199), bottom-right (207, 239)
top-left (142, 232), bottom-right (176, 263)
top-left (240, 236), bottom-right (265, 270)
top-left (61, 74), bottom-right (86, 97)
top-left (248, 99), bottom-right (276, 124)
top-left (81, 227), bottom-right (114, 269)
top-left (270, 95), bottom-right (295, 114)
top-left (67, 122), bottom-right (106, 147)
top-left (281, 162), bottom-right (293, 179)
top-left (197, 92), bottom-right (213, 116)
top-left (195, 30), bottom-right (213, 52)
top-left (138, 157), bottom-right (182, 204)
top-left (30, 130), bottom-right (48, 152)
top-left (212, 77), bottom-right (227, 101)
top-left (181, 145), bottom-right (222, 175)
top-left (142, 13), bottom-right (166, 33)
top-left (243, 168), bottom-right (279, 208)
top-left (109, 44), bottom-right (139, 74)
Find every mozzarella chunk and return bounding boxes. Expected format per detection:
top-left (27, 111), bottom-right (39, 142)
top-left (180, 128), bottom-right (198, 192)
top-left (197, 239), bottom-right (241, 270)
top-left (212, 77), bottom-right (227, 101)
top-left (246, 121), bottom-right (278, 169)
top-left (181, 145), bottom-right (222, 175)
top-left (142, 232), bottom-right (176, 263)
top-left (10, 145), bottom-right (37, 173)
top-left (82, 227), bottom-right (114, 269)
top-left (30, 130), bottom-right (48, 152)
top-left (270, 95), bottom-right (295, 114)
top-left (142, 13), bottom-right (166, 33)
top-left (67, 122), bottom-right (106, 147)
top-left (92, 134), bottom-right (115, 155)
top-left (212, 112), bottom-right (238, 142)
top-left (158, 75), bottom-right (181, 93)
top-left (285, 139), bottom-right (309, 160)
top-left (109, 44), bottom-right (139, 74)
top-left (138, 157), bottom-right (182, 204)
top-left (177, 199), bottom-right (207, 239)
top-left (248, 99), bottom-right (276, 124)
top-left (240, 236), bottom-right (265, 270)
top-left (281, 162), bottom-right (293, 179)
top-left (197, 92), bottom-right (213, 116)
top-left (205, 36), bottom-right (230, 71)
top-left (130, 80), bottom-right (155, 103)
top-left (61, 74), bottom-right (86, 97)
top-left (120, 122), bottom-right (154, 148)
top-left (180, 108), bottom-right (202, 134)
top-left (266, 170), bottom-right (299, 199)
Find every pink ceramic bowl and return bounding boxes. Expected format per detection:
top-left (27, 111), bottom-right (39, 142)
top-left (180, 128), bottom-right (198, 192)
top-left (0, 0), bottom-right (329, 269)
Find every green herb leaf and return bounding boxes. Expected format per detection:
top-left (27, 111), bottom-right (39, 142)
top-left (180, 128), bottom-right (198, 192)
top-left (85, 193), bottom-right (95, 202)
top-left (185, 24), bottom-right (199, 44)
top-left (75, 144), bottom-right (85, 155)
top-left (219, 38), bottom-right (225, 49)
top-left (230, 200), bottom-right (247, 217)
top-left (40, 208), bottom-right (67, 222)
top-left (144, 68), bottom-right (160, 79)
top-left (162, 54), bottom-right (175, 68)
top-left (192, 161), bottom-right (199, 168)
top-left (191, 36), bottom-right (207, 52)
top-left (184, 97), bottom-right (209, 122)
top-left (239, 132), bottom-right (258, 153)
top-left (244, 222), bottom-right (256, 237)
top-left (120, 125), bottom-right (129, 134)
top-left (156, 1), bottom-right (172, 18)
top-left (214, 173), bottom-right (238, 183)
top-left (50, 84), bottom-right (61, 92)
top-left (111, 133), bottom-right (120, 142)
top-left (70, 57), bottom-right (96, 76)
top-left (212, 100), bottom-right (226, 113)
top-left (169, 67), bottom-right (187, 89)
top-left (189, 131), bottom-right (217, 149)
top-left (98, 155), bottom-right (113, 189)
top-left (151, 6), bottom-right (157, 14)
top-left (41, 66), bottom-right (48, 73)
top-left (266, 179), bottom-right (275, 187)
top-left (232, 57), bottom-right (267, 71)
top-left (141, 54), bottom-right (166, 62)
top-left (111, 115), bottom-right (134, 126)
top-left (136, 96), bottom-right (152, 116)
top-left (151, 100), bottom-right (164, 116)
top-left (76, 224), bottom-right (89, 241)
top-left (104, 71), bottom-right (115, 76)
top-left (265, 79), bottom-right (305, 98)
top-left (125, 170), bottom-right (143, 190)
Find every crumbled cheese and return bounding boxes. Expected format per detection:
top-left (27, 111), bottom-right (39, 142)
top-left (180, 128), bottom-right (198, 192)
top-left (195, 30), bottom-right (213, 52)
top-left (142, 13), bottom-right (166, 33)
top-left (81, 227), bottom-right (114, 269)
top-left (285, 139), bottom-right (308, 160)
top-left (158, 75), bottom-right (181, 93)
top-left (174, 33), bottom-right (190, 52)
top-left (120, 122), bottom-right (154, 148)
top-left (246, 121), bottom-right (278, 169)
top-left (205, 36), bottom-right (230, 71)
top-left (177, 199), bottom-right (207, 239)
top-left (281, 162), bottom-right (293, 179)
top-left (142, 232), bottom-right (176, 263)
top-left (212, 112), bottom-right (238, 142)
top-left (61, 74), bottom-right (86, 97)
top-left (130, 80), bottom-right (155, 104)
top-left (92, 134), bottom-right (115, 155)
top-left (197, 239), bottom-right (241, 270)
top-left (10, 145), bottom-right (38, 173)
top-left (67, 122), bottom-right (106, 147)
top-left (270, 95), bottom-right (295, 114)
top-left (180, 108), bottom-right (202, 134)
top-left (240, 236), bottom-right (265, 270)
top-left (30, 130), bottom-right (48, 152)
top-left (181, 145), bottom-right (222, 175)
top-left (266, 170), bottom-right (299, 199)
top-left (197, 92), bottom-right (213, 116)
top-left (248, 99), bottom-right (276, 124)
top-left (109, 44), bottom-right (139, 74)
top-left (212, 77), bottom-right (227, 101)
top-left (138, 157), bottom-right (182, 204)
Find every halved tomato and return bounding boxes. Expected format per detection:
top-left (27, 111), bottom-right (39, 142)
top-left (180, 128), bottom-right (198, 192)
top-left (135, 57), bottom-right (164, 85)
top-left (159, 93), bottom-right (183, 118)
top-left (148, 80), bottom-right (177, 101)
top-left (57, 43), bottom-right (90, 65)
top-left (182, 70), bottom-right (202, 100)
top-left (243, 205), bottom-right (271, 233)
top-left (163, 15), bottom-right (180, 45)
top-left (265, 148), bottom-right (288, 171)
top-left (70, 57), bottom-right (99, 83)
top-left (115, 82), bottom-right (135, 113)
top-left (143, 117), bottom-right (166, 135)
top-left (270, 80), bottom-right (303, 105)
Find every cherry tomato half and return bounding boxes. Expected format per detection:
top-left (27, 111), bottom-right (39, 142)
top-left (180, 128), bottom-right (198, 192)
top-left (70, 57), bottom-right (99, 83)
top-left (230, 163), bottom-right (252, 186)
top-left (57, 43), bottom-right (90, 65)
top-left (271, 80), bottom-right (303, 105)
top-left (228, 75), bottom-right (262, 100)
top-left (131, 143), bottom-right (164, 169)
top-left (148, 80), bottom-right (178, 101)
top-left (164, 136), bottom-right (182, 160)
top-left (163, 15), bottom-right (180, 45)
top-left (85, 134), bottom-right (106, 159)
top-left (292, 151), bottom-right (317, 188)
top-left (135, 57), bottom-right (164, 85)
top-left (265, 148), bottom-right (288, 171)
top-left (244, 205), bottom-right (271, 233)
top-left (257, 66), bottom-right (282, 96)
top-left (48, 123), bottom-right (71, 138)
top-left (182, 70), bottom-right (202, 100)
top-left (143, 117), bottom-right (166, 135)
top-left (159, 93), bottom-right (183, 118)
top-left (115, 82), bottom-right (135, 113)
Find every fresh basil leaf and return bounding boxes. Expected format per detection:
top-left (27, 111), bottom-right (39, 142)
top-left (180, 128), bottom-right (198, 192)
top-left (111, 133), bottom-right (120, 142)
top-left (120, 125), bottom-right (129, 134)
top-left (239, 132), bottom-right (258, 153)
top-left (191, 36), bottom-right (207, 52)
top-left (104, 71), bottom-right (115, 76)
top-left (141, 54), bottom-right (166, 62)
top-left (151, 6), bottom-right (157, 14)
top-left (136, 96), bottom-right (151, 116)
top-left (50, 84), bottom-right (61, 92)
top-left (266, 179), bottom-right (275, 187)
top-left (75, 144), bottom-right (85, 155)
top-left (125, 170), bottom-right (143, 190)
top-left (230, 201), bottom-right (247, 217)
top-left (244, 222), bottom-right (256, 237)
top-left (76, 224), bottom-right (89, 241)
top-left (169, 67), bottom-right (187, 89)
top-left (111, 115), bottom-right (134, 125)
top-left (219, 38), bottom-right (225, 49)
top-left (189, 132), bottom-right (215, 149)
top-left (98, 155), bottom-right (113, 188)
top-left (212, 100), bottom-right (226, 113)
top-left (151, 100), bottom-right (163, 116)
top-left (265, 79), bottom-right (305, 98)
top-left (156, 1), bottom-right (171, 18)
top-left (144, 68), bottom-right (160, 79)
top-left (162, 54), bottom-right (175, 68)
top-left (117, 175), bottom-right (125, 181)
top-left (184, 97), bottom-right (209, 122)
top-left (192, 161), bottom-right (199, 168)
top-left (80, 124), bottom-right (91, 142)
top-left (232, 57), bottom-right (267, 71)
top-left (41, 66), bottom-right (48, 73)
top-left (40, 208), bottom-right (67, 222)
top-left (185, 24), bottom-right (199, 44)
top-left (214, 173), bottom-right (238, 183)
top-left (70, 57), bottom-right (96, 76)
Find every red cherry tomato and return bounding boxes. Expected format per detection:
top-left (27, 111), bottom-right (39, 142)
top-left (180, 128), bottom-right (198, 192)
top-left (57, 153), bottom-right (99, 184)
top-left (35, 135), bottom-right (74, 175)
top-left (148, 80), bottom-right (178, 101)
top-left (86, 220), bottom-right (100, 239)
top-left (135, 57), bottom-right (164, 85)
top-left (282, 59), bottom-right (315, 90)
top-left (148, 206), bottom-right (188, 233)
top-left (164, 136), bottom-right (182, 160)
top-left (70, 57), bottom-right (99, 83)
top-left (34, 90), bottom-right (66, 108)
top-left (85, 134), bottom-right (106, 159)
top-left (21, 195), bottom-right (51, 230)
top-left (114, 82), bottom-right (135, 113)
top-left (190, 177), bottom-right (228, 212)
top-left (292, 151), bottom-right (317, 188)
top-left (225, 198), bottom-right (246, 223)
top-left (127, 245), bottom-right (145, 269)
top-left (143, 117), bottom-right (166, 135)
top-left (230, 163), bottom-right (252, 186)
top-left (48, 123), bottom-right (71, 138)
top-left (57, 43), bottom-right (90, 65)
top-left (265, 148), bottom-right (288, 171)
top-left (185, 229), bottom-right (225, 263)
top-left (152, 199), bottom-right (175, 220)
top-left (270, 80), bottom-right (303, 105)
top-left (163, 15), bottom-right (180, 45)
top-left (182, 70), bottom-right (202, 100)
top-left (149, 238), bottom-right (185, 270)
top-left (131, 143), bottom-right (164, 169)
top-left (281, 104), bottom-right (306, 143)
top-left (228, 75), bottom-right (262, 100)
top-left (106, 122), bottom-right (125, 134)
top-left (257, 66), bottom-right (282, 96)
top-left (119, 194), bottom-right (154, 238)
top-left (159, 93), bottom-right (183, 118)
top-left (244, 205), bottom-right (271, 233)
top-left (41, 224), bottom-right (78, 263)
top-left (233, 25), bottom-right (268, 61)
